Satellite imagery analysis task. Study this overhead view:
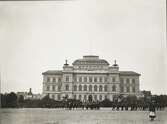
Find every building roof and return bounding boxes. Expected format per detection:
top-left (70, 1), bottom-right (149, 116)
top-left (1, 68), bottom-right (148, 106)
top-left (72, 55), bottom-right (110, 66)
top-left (42, 70), bottom-right (62, 75)
top-left (119, 71), bottom-right (141, 76)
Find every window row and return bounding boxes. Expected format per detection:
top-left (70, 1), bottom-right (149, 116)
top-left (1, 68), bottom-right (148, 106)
top-left (46, 85), bottom-right (61, 91)
top-left (120, 86), bottom-right (136, 93)
top-left (47, 77), bottom-right (61, 83)
top-left (74, 76), bottom-right (112, 83)
top-left (65, 84), bottom-right (117, 92)
top-left (120, 78), bottom-right (136, 84)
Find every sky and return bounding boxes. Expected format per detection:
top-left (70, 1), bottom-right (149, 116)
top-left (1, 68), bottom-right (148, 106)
top-left (0, 0), bottom-right (166, 95)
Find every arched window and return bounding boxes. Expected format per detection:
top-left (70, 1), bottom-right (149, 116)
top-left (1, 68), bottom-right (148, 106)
top-left (105, 95), bottom-right (107, 100)
top-left (94, 95), bottom-right (97, 101)
top-left (57, 94), bottom-right (61, 100)
top-left (73, 85), bottom-right (77, 91)
top-left (94, 85), bottom-right (97, 91)
top-left (104, 85), bottom-right (108, 92)
top-left (65, 84), bottom-right (69, 91)
top-left (73, 94), bottom-right (76, 99)
top-left (89, 85), bottom-right (92, 91)
top-left (84, 95), bottom-right (87, 100)
top-left (84, 85), bottom-right (87, 91)
top-left (79, 85), bottom-right (82, 91)
top-left (79, 95), bottom-right (82, 100)
top-left (99, 85), bottom-right (103, 92)
top-left (65, 94), bottom-right (68, 99)
top-left (112, 85), bottom-right (116, 92)
top-left (99, 95), bottom-right (102, 101)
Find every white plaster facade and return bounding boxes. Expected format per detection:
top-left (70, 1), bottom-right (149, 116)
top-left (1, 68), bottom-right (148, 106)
top-left (42, 55), bottom-right (140, 101)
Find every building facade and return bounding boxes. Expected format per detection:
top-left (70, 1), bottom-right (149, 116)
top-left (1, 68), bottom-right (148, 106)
top-left (42, 55), bottom-right (140, 101)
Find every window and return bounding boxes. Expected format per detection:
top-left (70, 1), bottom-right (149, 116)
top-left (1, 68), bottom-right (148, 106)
top-left (47, 86), bottom-right (50, 91)
top-left (52, 86), bottom-right (55, 91)
top-left (79, 85), bottom-right (82, 91)
top-left (132, 79), bottom-right (135, 86)
top-left (58, 78), bottom-right (61, 82)
top-left (79, 95), bottom-right (82, 100)
top-left (132, 87), bottom-right (135, 92)
top-left (99, 77), bottom-right (102, 82)
top-left (73, 85), bottom-right (77, 91)
top-left (126, 86), bottom-right (130, 92)
top-left (65, 94), bottom-right (68, 99)
top-left (94, 95), bottom-right (97, 101)
top-left (120, 85), bottom-right (124, 92)
top-left (57, 94), bottom-right (61, 100)
top-left (94, 77), bottom-right (97, 82)
top-left (66, 76), bottom-right (69, 82)
top-left (89, 77), bottom-right (92, 82)
top-left (58, 85), bottom-right (61, 91)
top-left (112, 77), bottom-right (115, 82)
top-left (47, 77), bottom-right (50, 82)
top-left (126, 78), bottom-right (130, 84)
top-left (73, 94), bottom-right (76, 99)
top-left (52, 94), bottom-right (55, 99)
top-left (99, 85), bottom-right (103, 92)
top-left (84, 95), bottom-right (87, 100)
top-left (94, 85), bottom-right (97, 91)
top-left (112, 85), bottom-right (116, 92)
top-left (79, 77), bottom-right (82, 82)
top-left (120, 78), bottom-right (124, 83)
top-left (99, 95), bottom-right (102, 101)
top-left (65, 84), bottom-right (69, 91)
top-left (104, 85), bottom-right (108, 92)
top-left (52, 77), bottom-right (56, 82)
top-left (105, 95), bottom-right (107, 100)
top-left (84, 85), bottom-right (87, 91)
top-left (132, 79), bottom-right (135, 83)
top-left (105, 77), bottom-right (107, 82)
top-left (89, 85), bottom-right (92, 91)
top-left (84, 77), bottom-right (87, 82)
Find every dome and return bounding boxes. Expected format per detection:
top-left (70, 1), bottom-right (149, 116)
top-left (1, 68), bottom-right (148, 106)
top-left (72, 55), bottom-right (109, 66)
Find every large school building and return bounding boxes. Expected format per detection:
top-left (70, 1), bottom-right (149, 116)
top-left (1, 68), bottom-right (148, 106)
top-left (42, 55), bottom-right (141, 101)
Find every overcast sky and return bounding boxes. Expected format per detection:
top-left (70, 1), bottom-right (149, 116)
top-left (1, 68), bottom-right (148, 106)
top-left (0, 0), bottom-right (166, 94)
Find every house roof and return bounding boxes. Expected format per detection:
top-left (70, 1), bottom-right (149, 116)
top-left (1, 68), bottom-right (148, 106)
top-left (119, 71), bottom-right (141, 76)
top-left (42, 70), bottom-right (62, 75)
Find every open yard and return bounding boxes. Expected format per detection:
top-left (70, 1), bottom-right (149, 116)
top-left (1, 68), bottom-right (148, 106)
top-left (0, 108), bottom-right (166, 124)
